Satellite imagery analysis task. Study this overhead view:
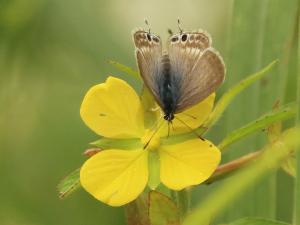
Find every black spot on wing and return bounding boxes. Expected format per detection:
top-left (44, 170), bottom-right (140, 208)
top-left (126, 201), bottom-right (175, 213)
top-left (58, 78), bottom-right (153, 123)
top-left (153, 36), bottom-right (159, 43)
top-left (147, 33), bottom-right (151, 41)
top-left (171, 36), bottom-right (179, 42)
top-left (181, 34), bottom-right (187, 42)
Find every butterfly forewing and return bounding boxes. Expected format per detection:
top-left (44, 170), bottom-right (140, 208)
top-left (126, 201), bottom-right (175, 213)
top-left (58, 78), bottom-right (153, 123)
top-left (168, 31), bottom-right (225, 113)
top-left (133, 29), bottom-right (164, 107)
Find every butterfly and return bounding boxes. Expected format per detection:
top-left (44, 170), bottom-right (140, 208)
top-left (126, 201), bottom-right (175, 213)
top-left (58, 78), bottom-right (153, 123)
top-left (133, 25), bottom-right (225, 124)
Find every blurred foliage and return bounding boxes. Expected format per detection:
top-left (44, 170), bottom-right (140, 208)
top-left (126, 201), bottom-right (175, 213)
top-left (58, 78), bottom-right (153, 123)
top-left (225, 217), bottom-right (290, 225)
top-left (184, 128), bottom-right (300, 225)
top-left (0, 0), bottom-right (299, 225)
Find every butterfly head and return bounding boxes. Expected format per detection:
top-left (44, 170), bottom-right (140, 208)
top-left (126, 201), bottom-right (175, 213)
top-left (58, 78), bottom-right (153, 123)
top-left (163, 113), bottom-right (174, 122)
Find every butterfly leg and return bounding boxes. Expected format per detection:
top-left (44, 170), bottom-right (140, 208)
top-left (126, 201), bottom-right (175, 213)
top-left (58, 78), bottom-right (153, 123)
top-left (174, 116), bottom-right (206, 141)
top-left (182, 112), bottom-right (197, 119)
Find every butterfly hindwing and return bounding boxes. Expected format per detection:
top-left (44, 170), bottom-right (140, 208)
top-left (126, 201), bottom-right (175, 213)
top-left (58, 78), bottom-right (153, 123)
top-left (133, 29), bottom-right (163, 107)
top-left (168, 31), bottom-right (225, 113)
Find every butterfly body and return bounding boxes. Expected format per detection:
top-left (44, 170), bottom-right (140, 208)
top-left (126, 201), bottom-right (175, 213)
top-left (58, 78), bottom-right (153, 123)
top-left (133, 28), bottom-right (225, 122)
top-left (157, 54), bottom-right (179, 121)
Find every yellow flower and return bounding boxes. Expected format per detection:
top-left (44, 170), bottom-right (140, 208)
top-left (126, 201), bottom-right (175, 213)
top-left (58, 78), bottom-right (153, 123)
top-left (80, 76), bottom-right (221, 206)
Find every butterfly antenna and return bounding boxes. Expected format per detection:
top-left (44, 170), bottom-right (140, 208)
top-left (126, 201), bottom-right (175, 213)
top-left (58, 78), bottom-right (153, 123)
top-left (175, 117), bottom-right (205, 141)
top-left (167, 28), bottom-right (173, 36)
top-left (144, 19), bottom-right (151, 33)
top-left (177, 18), bottom-right (183, 34)
top-left (143, 118), bottom-right (165, 149)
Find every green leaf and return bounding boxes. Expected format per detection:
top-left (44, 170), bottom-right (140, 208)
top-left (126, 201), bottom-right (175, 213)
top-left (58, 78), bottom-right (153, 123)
top-left (203, 60), bottom-right (278, 130)
top-left (183, 127), bottom-right (300, 225)
top-left (108, 60), bottom-right (140, 79)
top-left (149, 191), bottom-right (180, 225)
top-left (90, 137), bottom-right (142, 150)
top-left (218, 103), bottom-right (296, 151)
top-left (226, 217), bottom-right (290, 225)
top-left (125, 193), bottom-right (150, 225)
top-left (57, 169), bottom-right (81, 199)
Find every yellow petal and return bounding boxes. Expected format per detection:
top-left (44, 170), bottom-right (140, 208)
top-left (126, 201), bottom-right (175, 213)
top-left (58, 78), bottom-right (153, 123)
top-left (159, 93), bottom-right (215, 137)
top-left (80, 76), bottom-right (144, 138)
top-left (80, 149), bottom-right (148, 206)
top-left (159, 138), bottom-right (220, 190)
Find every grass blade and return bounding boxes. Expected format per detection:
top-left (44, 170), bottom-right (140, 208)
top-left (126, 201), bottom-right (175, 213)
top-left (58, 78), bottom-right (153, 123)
top-left (57, 169), bottom-right (80, 199)
top-left (218, 103), bottom-right (296, 151)
top-left (226, 217), bottom-right (290, 225)
top-left (108, 60), bottom-right (140, 79)
top-left (204, 60), bottom-right (278, 130)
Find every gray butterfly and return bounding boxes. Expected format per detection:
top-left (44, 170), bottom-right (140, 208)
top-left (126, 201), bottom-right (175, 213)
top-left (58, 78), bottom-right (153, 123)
top-left (133, 28), bottom-right (225, 122)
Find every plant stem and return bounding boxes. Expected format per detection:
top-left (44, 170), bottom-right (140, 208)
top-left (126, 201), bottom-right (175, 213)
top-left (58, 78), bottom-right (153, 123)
top-left (206, 151), bottom-right (262, 184)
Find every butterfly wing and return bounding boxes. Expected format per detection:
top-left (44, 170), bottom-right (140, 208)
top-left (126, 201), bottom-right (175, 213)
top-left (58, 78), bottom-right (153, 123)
top-left (168, 31), bottom-right (225, 113)
top-left (133, 29), bottom-right (163, 107)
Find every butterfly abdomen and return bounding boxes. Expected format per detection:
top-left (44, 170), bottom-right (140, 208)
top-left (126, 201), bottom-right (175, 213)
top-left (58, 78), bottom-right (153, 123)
top-left (157, 54), bottom-right (180, 121)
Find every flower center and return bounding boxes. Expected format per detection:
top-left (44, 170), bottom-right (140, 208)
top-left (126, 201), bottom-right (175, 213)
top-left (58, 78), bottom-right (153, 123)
top-left (141, 129), bottom-right (161, 151)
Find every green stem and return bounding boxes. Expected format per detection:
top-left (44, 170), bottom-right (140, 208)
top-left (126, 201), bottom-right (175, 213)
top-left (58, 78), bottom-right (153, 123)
top-left (218, 103), bottom-right (296, 151)
top-left (205, 151), bottom-right (262, 184)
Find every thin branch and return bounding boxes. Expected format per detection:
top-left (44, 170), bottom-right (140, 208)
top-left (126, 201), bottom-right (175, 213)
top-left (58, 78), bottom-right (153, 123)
top-left (205, 151), bottom-right (262, 184)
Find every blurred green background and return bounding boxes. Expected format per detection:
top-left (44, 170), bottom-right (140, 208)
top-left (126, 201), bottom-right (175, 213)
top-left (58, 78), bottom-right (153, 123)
top-left (0, 0), bottom-right (298, 224)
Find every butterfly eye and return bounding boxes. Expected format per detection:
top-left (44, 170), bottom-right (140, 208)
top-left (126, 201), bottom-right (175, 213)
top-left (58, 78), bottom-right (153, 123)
top-left (146, 33), bottom-right (152, 41)
top-left (181, 34), bottom-right (188, 42)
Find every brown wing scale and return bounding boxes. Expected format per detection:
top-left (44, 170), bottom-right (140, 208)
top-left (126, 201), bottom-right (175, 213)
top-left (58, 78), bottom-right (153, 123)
top-left (168, 31), bottom-right (225, 113)
top-left (133, 29), bottom-right (163, 107)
